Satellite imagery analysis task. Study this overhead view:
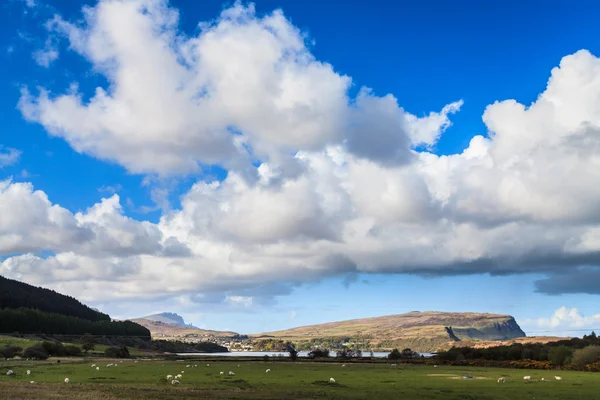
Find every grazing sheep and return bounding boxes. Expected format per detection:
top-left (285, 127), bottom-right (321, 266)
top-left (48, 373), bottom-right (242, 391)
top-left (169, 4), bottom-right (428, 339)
top-left (266, 369), bottom-right (271, 373)
top-left (175, 374), bottom-right (182, 379)
top-left (6, 370), bottom-right (14, 376)
top-left (342, 364), bottom-right (346, 368)
top-left (167, 375), bottom-right (173, 380)
top-left (498, 377), bottom-right (505, 383)
top-left (181, 371), bottom-right (184, 374)
top-left (220, 371), bottom-right (224, 375)
top-left (207, 364), bottom-right (210, 367)
top-left (391, 364), bottom-right (396, 367)
top-left (91, 364), bottom-right (96, 368)
top-left (186, 365), bottom-right (190, 368)
top-left (541, 378), bottom-right (545, 381)
top-left (228, 371), bottom-right (235, 376)
top-left (30, 381), bottom-right (35, 384)
top-left (96, 367), bottom-right (99, 371)
top-left (237, 364), bottom-right (240, 367)
top-left (27, 370), bottom-right (31, 375)
top-left (171, 380), bottom-right (180, 385)
top-left (114, 364), bottom-right (117, 367)
top-left (523, 376), bottom-right (531, 380)
top-left (106, 363), bottom-right (113, 367)
top-left (64, 378), bottom-right (70, 383)
top-left (329, 378), bottom-right (336, 383)
top-left (434, 365), bottom-right (438, 368)
top-left (555, 376), bottom-right (563, 380)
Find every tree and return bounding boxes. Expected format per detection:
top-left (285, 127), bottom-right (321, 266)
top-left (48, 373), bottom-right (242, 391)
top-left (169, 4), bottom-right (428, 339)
top-left (104, 345), bottom-right (130, 358)
top-left (23, 344), bottom-right (49, 360)
top-left (285, 343), bottom-right (299, 361)
top-left (571, 346), bottom-right (600, 368)
top-left (388, 349), bottom-right (402, 360)
top-left (549, 346), bottom-right (573, 366)
top-left (81, 334), bottom-right (96, 353)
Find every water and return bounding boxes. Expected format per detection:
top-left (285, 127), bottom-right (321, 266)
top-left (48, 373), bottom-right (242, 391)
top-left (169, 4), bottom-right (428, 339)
top-left (177, 351), bottom-right (435, 358)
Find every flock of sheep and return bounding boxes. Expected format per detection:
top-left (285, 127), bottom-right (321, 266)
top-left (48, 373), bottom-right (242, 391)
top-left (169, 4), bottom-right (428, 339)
top-left (4, 362), bottom-right (566, 387)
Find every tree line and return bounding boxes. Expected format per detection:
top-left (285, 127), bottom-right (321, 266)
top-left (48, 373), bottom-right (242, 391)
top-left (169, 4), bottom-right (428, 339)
top-left (0, 308), bottom-right (150, 338)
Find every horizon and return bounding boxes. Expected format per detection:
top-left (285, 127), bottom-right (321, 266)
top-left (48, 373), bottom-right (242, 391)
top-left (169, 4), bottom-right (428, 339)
top-left (2, 0), bottom-right (600, 338)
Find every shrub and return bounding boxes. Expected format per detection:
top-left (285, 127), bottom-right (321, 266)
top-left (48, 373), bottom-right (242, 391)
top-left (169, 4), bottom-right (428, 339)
top-left (23, 344), bottom-right (49, 360)
top-left (41, 341), bottom-right (66, 357)
top-left (308, 349), bottom-right (330, 358)
top-left (64, 345), bottom-right (82, 357)
top-left (104, 346), bottom-right (130, 358)
top-left (0, 345), bottom-right (23, 358)
top-left (549, 345), bottom-right (573, 366)
top-left (571, 346), bottom-right (600, 368)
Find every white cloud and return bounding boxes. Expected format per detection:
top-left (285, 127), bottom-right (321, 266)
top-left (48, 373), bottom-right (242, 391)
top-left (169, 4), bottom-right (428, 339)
top-left (6, 0), bottom-right (600, 306)
top-left (0, 146), bottom-right (21, 167)
top-left (522, 307), bottom-right (600, 336)
top-left (19, 0), bottom-right (456, 177)
top-left (32, 42), bottom-right (58, 67)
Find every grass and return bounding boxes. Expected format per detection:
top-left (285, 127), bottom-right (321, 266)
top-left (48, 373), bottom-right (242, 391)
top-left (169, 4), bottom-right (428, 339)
top-left (1, 358), bottom-right (598, 399)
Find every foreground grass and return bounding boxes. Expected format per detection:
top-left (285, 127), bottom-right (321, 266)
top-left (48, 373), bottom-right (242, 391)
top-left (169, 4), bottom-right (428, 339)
top-left (1, 358), bottom-right (597, 399)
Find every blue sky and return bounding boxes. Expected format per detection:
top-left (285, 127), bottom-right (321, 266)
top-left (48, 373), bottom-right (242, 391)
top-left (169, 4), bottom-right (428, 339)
top-left (1, 0), bottom-right (600, 336)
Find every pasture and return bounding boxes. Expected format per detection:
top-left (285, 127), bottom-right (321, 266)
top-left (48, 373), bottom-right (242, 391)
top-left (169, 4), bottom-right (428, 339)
top-left (1, 358), bottom-right (598, 399)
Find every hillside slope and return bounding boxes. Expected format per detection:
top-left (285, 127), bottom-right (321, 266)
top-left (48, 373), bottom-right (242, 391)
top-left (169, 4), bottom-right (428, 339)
top-left (0, 275), bottom-right (109, 321)
top-left (0, 275), bottom-right (149, 338)
top-left (253, 311), bottom-right (526, 352)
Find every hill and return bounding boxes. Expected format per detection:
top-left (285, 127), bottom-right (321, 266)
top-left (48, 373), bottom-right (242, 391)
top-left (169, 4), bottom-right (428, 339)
top-left (140, 312), bottom-right (198, 328)
top-left (132, 317), bottom-right (239, 340)
top-left (0, 275), bottom-right (149, 338)
top-left (0, 275), bottom-right (109, 321)
top-left (252, 311), bottom-right (527, 352)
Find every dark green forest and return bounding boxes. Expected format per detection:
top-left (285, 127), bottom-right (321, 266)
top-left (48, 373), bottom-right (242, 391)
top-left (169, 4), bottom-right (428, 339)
top-left (0, 275), bottom-right (109, 321)
top-left (0, 275), bottom-right (149, 338)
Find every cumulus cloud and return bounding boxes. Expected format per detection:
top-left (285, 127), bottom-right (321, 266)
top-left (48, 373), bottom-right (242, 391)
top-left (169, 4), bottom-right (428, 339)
top-left (0, 146), bottom-right (21, 167)
top-left (18, 0), bottom-right (457, 177)
top-left (522, 307), bottom-right (600, 335)
top-left (6, 0), bottom-right (600, 304)
top-left (0, 179), bottom-right (189, 257)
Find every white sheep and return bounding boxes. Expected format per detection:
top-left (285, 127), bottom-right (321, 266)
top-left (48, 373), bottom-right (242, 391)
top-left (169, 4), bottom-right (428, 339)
top-left (175, 374), bottom-right (182, 379)
top-left (30, 381), bottom-right (35, 384)
top-left (96, 367), bottom-right (100, 371)
top-left (434, 365), bottom-right (438, 368)
top-left (266, 369), bottom-right (271, 373)
top-left (391, 364), bottom-right (397, 367)
top-left (64, 378), bottom-right (70, 383)
top-left (91, 364), bottom-right (96, 368)
top-left (498, 377), bottom-right (505, 383)
top-left (555, 376), bottom-right (563, 380)
top-left (106, 363), bottom-right (113, 367)
top-left (186, 365), bottom-right (190, 368)
top-left (523, 376), bottom-right (531, 380)
top-left (171, 379), bottom-right (180, 385)
top-left (330, 377), bottom-right (336, 383)
top-left (6, 370), bottom-right (14, 376)
top-left (167, 375), bottom-right (173, 380)
top-left (342, 364), bottom-right (346, 368)
top-left (207, 364), bottom-right (210, 367)
top-left (181, 370), bottom-right (184, 374)
top-left (228, 371), bottom-right (235, 376)
top-left (220, 371), bottom-right (224, 375)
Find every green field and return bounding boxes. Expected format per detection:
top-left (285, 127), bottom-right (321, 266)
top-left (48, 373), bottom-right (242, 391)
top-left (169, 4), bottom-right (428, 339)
top-left (0, 358), bottom-right (597, 400)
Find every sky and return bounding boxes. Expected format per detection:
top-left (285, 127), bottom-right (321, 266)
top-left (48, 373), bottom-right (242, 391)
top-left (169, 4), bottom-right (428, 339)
top-left (1, 0), bottom-right (600, 337)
